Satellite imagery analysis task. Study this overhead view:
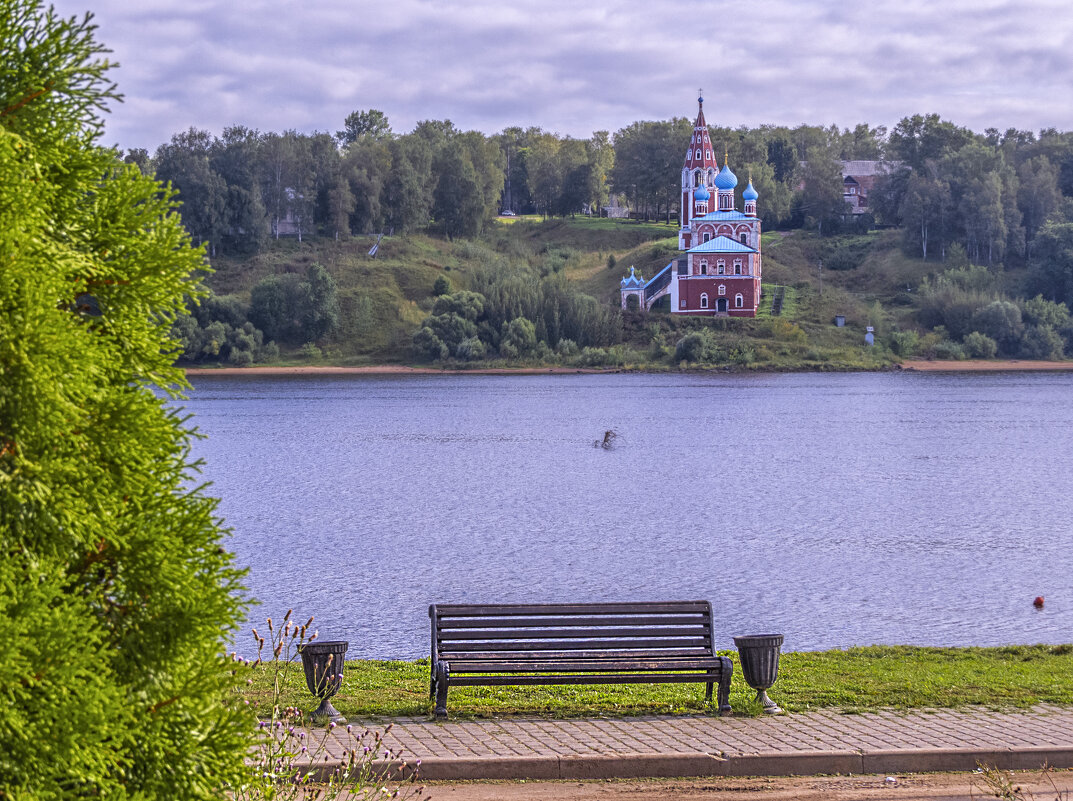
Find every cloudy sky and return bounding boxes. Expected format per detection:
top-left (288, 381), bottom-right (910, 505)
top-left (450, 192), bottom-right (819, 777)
top-left (46, 0), bottom-right (1073, 153)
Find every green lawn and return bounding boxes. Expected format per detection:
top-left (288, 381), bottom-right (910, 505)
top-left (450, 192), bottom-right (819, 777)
top-left (241, 644), bottom-right (1073, 720)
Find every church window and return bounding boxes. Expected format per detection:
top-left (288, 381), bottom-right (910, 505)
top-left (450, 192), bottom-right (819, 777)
top-left (706, 150), bottom-right (711, 160)
top-left (700, 260), bottom-right (708, 274)
top-left (703, 232), bottom-right (712, 243)
top-left (734, 261), bottom-right (742, 275)
top-left (694, 170), bottom-right (702, 186)
top-left (680, 298), bottom-right (686, 308)
top-left (717, 260), bottom-right (725, 274)
top-left (718, 284), bottom-right (726, 296)
top-left (695, 150), bottom-right (701, 159)
top-left (735, 293), bottom-right (744, 308)
top-left (740, 233), bottom-right (747, 245)
top-left (700, 293), bottom-right (709, 309)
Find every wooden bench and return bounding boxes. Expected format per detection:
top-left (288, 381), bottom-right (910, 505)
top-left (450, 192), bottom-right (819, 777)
top-left (428, 601), bottom-right (733, 718)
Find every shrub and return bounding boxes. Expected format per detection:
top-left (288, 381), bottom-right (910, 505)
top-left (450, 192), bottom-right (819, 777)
top-left (500, 317), bottom-right (537, 358)
top-left (173, 294), bottom-right (275, 364)
top-left (1, 6), bottom-right (250, 796)
top-left (455, 335), bottom-right (486, 361)
top-left (963, 331), bottom-right (999, 358)
top-left (432, 275), bottom-right (450, 296)
top-left (250, 264), bottom-right (339, 344)
top-left (731, 344), bottom-right (756, 365)
top-left (970, 301), bottom-right (1024, 354)
top-left (1019, 325), bottom-right (1065, 360)
top-left (574, 346), bottom-right (626, 367)
top-left (1021, 295), bottom-right (1070, 329)
top-left (932, 340), bottom-right (966, 360)
top-left (298, 342), bottom-right (323, 360)
top-left (556, 338), bottom-right (579, 356)
top-left (412, 326), bottom-right (449, 360)
top-left (674, 330), bottom-right (723, 363)
top-left (431, 290), bottom-right (484, 321)
top-left (888, 330), bottom-right (920, 357)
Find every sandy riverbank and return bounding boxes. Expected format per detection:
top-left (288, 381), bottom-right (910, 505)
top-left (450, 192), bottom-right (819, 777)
top-left (901, 359), bottom-right (1073, 372)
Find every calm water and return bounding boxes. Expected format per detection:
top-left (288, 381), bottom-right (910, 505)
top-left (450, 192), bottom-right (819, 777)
top-left (183, 372), bottom-right (1073, 659)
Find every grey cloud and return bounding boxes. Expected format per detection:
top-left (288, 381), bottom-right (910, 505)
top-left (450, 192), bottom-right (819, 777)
top-left (45, 0), bottom-right (1073, 150)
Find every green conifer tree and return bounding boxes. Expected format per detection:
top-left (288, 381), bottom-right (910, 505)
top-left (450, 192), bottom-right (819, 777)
top-left (0, 3), bottom-right (250, 797)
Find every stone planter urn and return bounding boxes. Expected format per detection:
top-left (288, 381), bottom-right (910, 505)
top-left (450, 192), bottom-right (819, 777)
top-left (298, 640), bottom-right (348, 725)
top-left (733, 634), bottom-right (784, 715)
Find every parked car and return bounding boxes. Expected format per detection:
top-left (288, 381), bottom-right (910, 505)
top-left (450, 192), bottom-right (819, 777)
top-left (499, 210), bottom-right (516, 216)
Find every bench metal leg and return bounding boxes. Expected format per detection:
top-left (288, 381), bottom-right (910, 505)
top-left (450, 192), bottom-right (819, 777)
top-left (717, 656), bottom-right (732, 715)
top-left (705, 681), bottom-right (714, 703)
top-left (433, 660), bottom-right (450, 719)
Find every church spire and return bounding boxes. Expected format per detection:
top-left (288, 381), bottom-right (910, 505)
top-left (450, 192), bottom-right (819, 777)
top-left (684, 93), bottom-right (719, 173)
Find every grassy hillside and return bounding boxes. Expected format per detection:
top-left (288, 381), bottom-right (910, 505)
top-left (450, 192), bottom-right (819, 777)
top-left (195, 217), bottom-right (1024, 370)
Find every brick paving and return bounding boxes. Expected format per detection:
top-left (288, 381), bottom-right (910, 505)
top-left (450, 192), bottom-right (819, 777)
top-left (298, 705), bottom-right (1073, 780)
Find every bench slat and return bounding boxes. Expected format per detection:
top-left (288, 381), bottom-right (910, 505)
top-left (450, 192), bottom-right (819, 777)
top-left (434, 602), bottom-right (711, 617)
top-left (437, 615), bottom-right (709, 630)
top-left (440, 648), bottom-right (715, 661)
top-left (437, 626), bottom-right (710, 641)
top-left (439, 637), bottom-right (711, 652)
top-left (448, 672), bottom-right (723, 687)
top-left (446, 659), bottom-right (725, 672)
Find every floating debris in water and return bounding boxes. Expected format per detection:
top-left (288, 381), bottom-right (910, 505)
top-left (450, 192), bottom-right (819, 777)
top-left (594, 430), bottom-right (618, 450)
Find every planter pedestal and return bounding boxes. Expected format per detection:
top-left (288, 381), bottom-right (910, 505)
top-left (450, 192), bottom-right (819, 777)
top-left (299, 640), bottom-right (348, 725)
top-left (733, 634), bottom-right (784, 715)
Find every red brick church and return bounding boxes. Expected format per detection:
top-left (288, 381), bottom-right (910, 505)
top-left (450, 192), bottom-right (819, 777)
top-left (620, 95), bottom-right (763, 317)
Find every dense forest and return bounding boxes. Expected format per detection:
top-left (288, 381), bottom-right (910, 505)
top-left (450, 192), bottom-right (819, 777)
top-left (134, 108), bottom-right (1073, 368)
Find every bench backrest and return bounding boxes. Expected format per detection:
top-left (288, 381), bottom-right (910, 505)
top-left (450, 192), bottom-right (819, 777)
top-left (429, 601), bottom-right (716, 662)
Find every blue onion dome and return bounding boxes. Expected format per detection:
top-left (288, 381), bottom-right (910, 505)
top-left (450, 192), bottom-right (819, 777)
top-left (714, 162), bottom-right (738, 190)
top-left (694, 184), bottom-right (710, 201)
top-left (743, 180), bottom-right (758, 201)
top-left (620, 266), bottom-right (642, 288)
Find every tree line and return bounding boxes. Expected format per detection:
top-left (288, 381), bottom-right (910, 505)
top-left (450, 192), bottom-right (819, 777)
top-left (135, 110), bottom-right (1073, 251)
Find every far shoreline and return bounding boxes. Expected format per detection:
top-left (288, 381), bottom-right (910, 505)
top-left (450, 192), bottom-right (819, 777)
top-left (183, 365), bottom-right (619, 377)
top-left (184, 359), bottom-right (1073, 377)
top-left (900, 359), bottom-right (1073, 372)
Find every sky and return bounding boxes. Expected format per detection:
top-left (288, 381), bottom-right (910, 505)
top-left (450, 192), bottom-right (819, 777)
top-left (45, 0), bottom-right (1073, 153)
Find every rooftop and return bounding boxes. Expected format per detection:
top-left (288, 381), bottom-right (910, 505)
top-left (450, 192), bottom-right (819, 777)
top-left (687, 235), bottom-right (756, 254)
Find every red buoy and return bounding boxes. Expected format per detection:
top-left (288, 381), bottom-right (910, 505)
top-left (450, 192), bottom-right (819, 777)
top-left (1034, 596), bottom-right (1045, 608)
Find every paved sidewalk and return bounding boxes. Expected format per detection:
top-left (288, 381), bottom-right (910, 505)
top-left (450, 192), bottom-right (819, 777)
top-left (303, 706), bottom-right (1073, 780)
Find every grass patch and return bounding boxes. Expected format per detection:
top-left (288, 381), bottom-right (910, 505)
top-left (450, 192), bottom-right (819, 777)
top-left (240, 644), bottom-right (1073, 720)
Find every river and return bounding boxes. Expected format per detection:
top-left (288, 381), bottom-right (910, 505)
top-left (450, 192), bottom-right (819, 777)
top-left (182, 371), bottom-right (1073, 659)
